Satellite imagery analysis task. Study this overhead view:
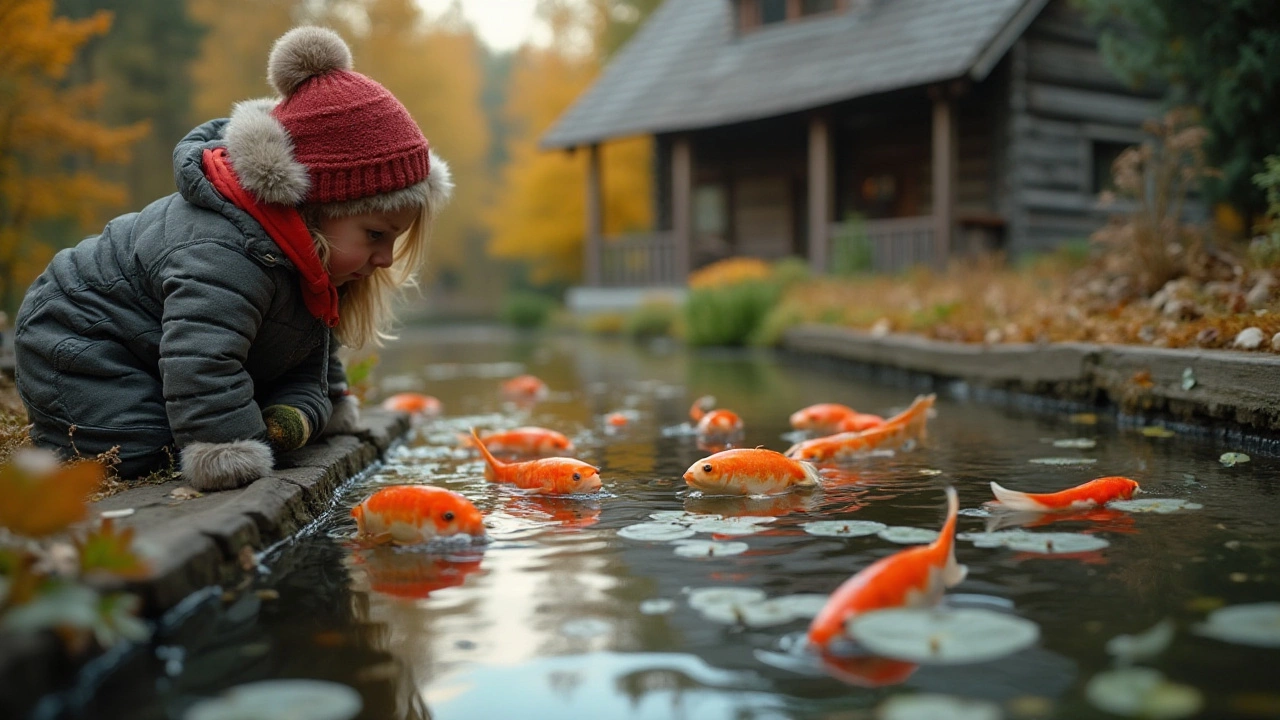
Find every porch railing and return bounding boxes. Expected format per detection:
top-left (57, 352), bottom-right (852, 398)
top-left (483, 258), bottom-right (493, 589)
top-left (829, 216), bottom-right (936, 274)
top-left (600, 231), bottom-right (679, 287)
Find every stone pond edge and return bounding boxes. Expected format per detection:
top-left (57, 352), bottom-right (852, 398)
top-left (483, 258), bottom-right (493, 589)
top-left (782, 324), bottom-right (1280, 437)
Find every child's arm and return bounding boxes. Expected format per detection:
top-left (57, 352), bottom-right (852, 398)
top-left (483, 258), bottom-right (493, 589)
top-left (318, 341), bottom-right (361, 436)
top-left (258, 332), bottom-right (333, 444)
top-left (156, 241), bottom-right (277, 490)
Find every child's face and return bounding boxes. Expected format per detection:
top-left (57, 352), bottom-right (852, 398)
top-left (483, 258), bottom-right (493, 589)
top-left (320, 206), bottom-right (419, 286)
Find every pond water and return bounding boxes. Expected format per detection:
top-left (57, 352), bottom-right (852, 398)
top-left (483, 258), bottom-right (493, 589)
top-left (81, 327), bottom-right (1279, 720)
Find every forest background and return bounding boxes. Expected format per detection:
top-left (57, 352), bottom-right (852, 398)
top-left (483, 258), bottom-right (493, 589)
top-left (0, 0), bottom-right (662, 318)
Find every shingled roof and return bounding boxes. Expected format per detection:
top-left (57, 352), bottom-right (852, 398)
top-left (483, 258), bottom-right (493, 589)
top-left (542, 0), bottom-right (1046, 149)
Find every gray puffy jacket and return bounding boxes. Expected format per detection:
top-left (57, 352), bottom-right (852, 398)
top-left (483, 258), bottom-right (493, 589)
top-left (14, 118), bottom-right (346, 482)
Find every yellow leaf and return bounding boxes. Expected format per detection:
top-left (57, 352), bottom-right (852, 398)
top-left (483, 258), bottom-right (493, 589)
top-left (0, 458), bottom-right (104, 537)
top-left (1141, 426), bottom-right (1176, 438)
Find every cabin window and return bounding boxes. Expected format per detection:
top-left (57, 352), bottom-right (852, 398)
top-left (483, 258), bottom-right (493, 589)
top-left (1091, 140), bottom-right (1131, 194)
top-left (801, 0), bottom-right (838, 15)
top-left (737, 0), bottom-right (847, 33)
top-left (760, 0), bottom-right (787, 24)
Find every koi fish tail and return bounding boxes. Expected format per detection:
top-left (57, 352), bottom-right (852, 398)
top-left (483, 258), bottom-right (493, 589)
top-left (989, 481), bottom-right (1049, 512)
top-left (798, 460), bottom-right (823, 488)
top-left (456, 432), bottom-right (476, 449)
top-left (470, 428), bottom-right (505, 481)
top-left (894, 394), bottom-right (935, 441)
top-left (936, 486), bottom-right (968, 586)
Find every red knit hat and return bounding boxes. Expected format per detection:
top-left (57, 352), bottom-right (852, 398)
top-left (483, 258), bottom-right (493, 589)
top-left (224, 27), bottom-right (452, 216)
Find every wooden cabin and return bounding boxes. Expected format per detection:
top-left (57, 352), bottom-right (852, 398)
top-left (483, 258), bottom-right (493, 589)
top-left (543, 0), bottom-right (1162, 289)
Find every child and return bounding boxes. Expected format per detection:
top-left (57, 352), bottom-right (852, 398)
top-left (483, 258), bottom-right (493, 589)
top-left (12, 27), bottom-right (452, 491)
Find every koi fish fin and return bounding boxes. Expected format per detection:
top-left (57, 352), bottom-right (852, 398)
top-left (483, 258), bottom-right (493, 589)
top-left (798, 460), bottom-right (823, 488)
top-left (938, 486), bottom-right (968, 587)
top-left (989, 481), bottom-right (1048, 512)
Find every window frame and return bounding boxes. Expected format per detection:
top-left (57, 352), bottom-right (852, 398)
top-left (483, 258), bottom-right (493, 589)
top-left (736, 0), bottom-right (849, 34)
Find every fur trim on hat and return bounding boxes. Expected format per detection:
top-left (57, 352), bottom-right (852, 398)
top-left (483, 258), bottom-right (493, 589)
top-left (224, 98), bottom-right (310, 205)
top-left (180, 439), bottom-right (273, 491)
top-left (268, 26), bottom-right (353, 97)
top-left (318, 152), bottom-right (455, 218)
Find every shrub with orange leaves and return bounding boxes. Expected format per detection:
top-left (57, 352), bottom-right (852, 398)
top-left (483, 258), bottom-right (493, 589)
top-left (688, 257), bottom-right (773, 289)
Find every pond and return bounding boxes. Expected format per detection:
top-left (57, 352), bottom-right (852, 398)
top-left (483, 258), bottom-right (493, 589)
top-left (82, 327), bottom-right (1278, 720)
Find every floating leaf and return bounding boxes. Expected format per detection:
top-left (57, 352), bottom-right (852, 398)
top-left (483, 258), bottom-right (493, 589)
top-left (77, 519), bottom-right (150, 580)
top-left (769, 593), bottom-right (831, 620)
top-left (1105, 618), bottom-right (1176, 663)
top-left (1219, 452), bottom-right (1250, 467)
top-left (1053, 438), bottom-right (1097, 449)
top-left (876, 693), bottom-right (1003, 720)
top-left (1069, 413), bottom-right (1098, 425)
top-left (618, 522), bottom-right (695, 542)
top-left (649, 510), bottom-right (718, 522)
top-left (639, 598), bottom-right (675, 615)
top-left (1029, 457), bottom-right (1098, 466)
top-left (185, 679), bottom-right (363, 720)
top-left (1141, 426), bottom-right (1176, 438)
top-left (698, 598), bottom-right (796, 627)
top-left (673, 540), bottom-right (749, 558)
top-left (878, 526), bottom-right (940, 545)
top-left (1108, 498), bottom-right (1203, 514)
top-left (917, 469), bottom-right (943, 476)
top-left (0, 454), bottom-right (104, 537)
top-left (1194, 602), bottom-right (1280, 648)
top-left (959, 530), bottom-right (1110, 554)
top-left (848, 608), bottom-right (1040, 664)
top-left (686, 518), bottom-right (768, 536)
top-left (687, 587), bottom-right (767, 612)
top-left (1085, 667), bottom-right (1203, 719)
top-left (801, 520), bottom-right (887, 537)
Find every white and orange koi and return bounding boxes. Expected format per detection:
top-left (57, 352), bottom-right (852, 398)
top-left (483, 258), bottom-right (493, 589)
top-left (785, 394), bottom-right (935, 463)
top-left (459, 426), bottom-right (575, 456)
top-left (989, 476), bottom-right (1139, 513)
top-left (689, 395), bottom-right (744, 437)
top-left (351, 485), bottom-right (485, 545)
top-left (683, 447), bottom-right (821, 496)
top-left (807, 486), bottom-right (966, 649)
top-left (470, 428), bottom-right (601, 495)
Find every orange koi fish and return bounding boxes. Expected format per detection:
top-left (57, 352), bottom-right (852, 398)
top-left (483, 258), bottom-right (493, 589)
top-left (459, 426), bottom-right (575, 456)
top-left (351, 485), bottom-right (485, 545)
top-left (689, 395), bottom-right (744, 437)
top-left (836, 413), bottom-right (886, 433)
top-left (684, 447), bottom-right (821, 496)
top-left (989, 476), bottom-right (1139, 512)
top-left (820, 655), bottom-right (919, 689)
top-left (785, 394), bottom-right (935, 463)
top-left (380, 392), bottom-right (442, 417)
top-left (790, 403), bottom-right (858, 434)
top-left (502, 374), bottom-right (548, 401)
top-left (605, 412), bottom-right (629, 427)
top-left (470, 428), bottom-right (602, 495)
top-left (807, 486), bottom-right (966, 649)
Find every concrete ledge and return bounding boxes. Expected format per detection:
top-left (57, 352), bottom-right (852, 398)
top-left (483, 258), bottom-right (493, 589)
top-left (782, 325), bottom-right (1280, 435)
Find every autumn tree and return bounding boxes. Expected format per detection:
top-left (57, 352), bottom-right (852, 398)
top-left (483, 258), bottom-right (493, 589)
top-left (486, 0), bottom-right (654, 285)
top-left (187, 0), bottom-right (301, 121)
top-left (0, 0), bottom-right (148, 313)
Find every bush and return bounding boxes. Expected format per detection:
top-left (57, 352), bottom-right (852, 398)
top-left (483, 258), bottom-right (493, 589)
top-left (683, 279), bottom-right (782, 346)
top-left (499, 291), bottom-right (557, 329)
top-left (581, 312), bottom-right (626, 336)
top-left (1250, 154), bottom-right (1280, 268)
top-left (830, 214), bottom-right (873, 275)
top-left (624, 301), bottom-right (679, 340)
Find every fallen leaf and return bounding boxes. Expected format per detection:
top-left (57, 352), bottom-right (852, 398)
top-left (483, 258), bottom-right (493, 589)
top-left (168, 486), bottom-right (203, 500)
top-left (1219, 452), bottom-right (1250, 467)
top-left (0, 456), bottom-right (105, 537)
top-left (1141, 426), bottom-right (1176, 438)
top-left (1131, 370), bottom-right (1154, 388)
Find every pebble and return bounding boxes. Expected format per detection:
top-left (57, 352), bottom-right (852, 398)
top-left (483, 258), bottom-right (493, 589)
top-left (1233, 327), bottom-right (1265, 349)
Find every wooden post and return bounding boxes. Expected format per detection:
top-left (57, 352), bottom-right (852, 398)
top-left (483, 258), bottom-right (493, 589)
top-left (672, 135), bottom-right (693, 283)
top-left (807, 111), bottom-right (833, 274)
top-left (931, 91), bottom-right (956, 268)
top-left (584, 143), bottom-right (602, 286)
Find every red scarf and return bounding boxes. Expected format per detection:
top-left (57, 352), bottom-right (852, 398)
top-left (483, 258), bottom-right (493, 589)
top-left (202, 147), bottom-right (339, 328)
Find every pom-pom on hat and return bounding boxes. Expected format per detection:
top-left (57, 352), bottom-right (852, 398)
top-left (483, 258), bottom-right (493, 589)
top-left (224, 26), bottom-right (452, 217)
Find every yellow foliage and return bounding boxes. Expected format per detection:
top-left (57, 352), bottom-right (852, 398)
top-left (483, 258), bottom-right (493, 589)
top-left (187, 0), bottom-right (299, 121)
top-left (487, 3), bottom-right (652, 284)
top-left (687, 257), bottom-right (774, 289)
top-left (0, 1), bottom-right (147, 309)
top-left (0, 453), bottom-right (105, 538)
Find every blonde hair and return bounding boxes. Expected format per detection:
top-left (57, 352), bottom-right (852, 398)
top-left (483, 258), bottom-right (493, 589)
top-left (304, 202), bottom-right (432, 349)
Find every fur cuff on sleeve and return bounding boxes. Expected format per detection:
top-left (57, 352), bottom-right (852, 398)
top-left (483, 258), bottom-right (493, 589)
top-left (180, 439), bottom-right (274, 491)
top-left (320, 394), bottom-right (361, 437)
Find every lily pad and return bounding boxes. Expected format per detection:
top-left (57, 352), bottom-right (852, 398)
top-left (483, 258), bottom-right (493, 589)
top-left (1052, 438), bottom-right (1097, 449)
top-left (1085, 667), bottom-right (1203, 719)
top-left (673, 540), bottom-right (750, 558)
top-left (1219, 452), bottom-right (1251, 467)
top-left (875, 693), bottom-right (1003, 720)
top-left (1105, 618), bottom-right (1176, 663)
top-left (687, 587), bottom-right (767, 612)
top-left (769, 593), bottom-right (831, 620)
top-left (639, 598), bottom-right (675, 615)
top-left (848, 608), bottom-right (1040, 664)
top-left (801, 520), bottom-right (887, 537)
top-left (958, 530), bottom-right (1110, 554)
top-left (686, 518), bottom-right (769, 536)
top-left (649, 510), bottom-right (719, 522)
top-left (1194, 602), bottom-right (1280, 648)
top-left (618, 522), bottom-right (696, 542)
top-left (1108, 498), bottom-right (1203, 514)
top-left (698, 598), bottom-right (797, 627)
top-left (878, 526), bottom-right (940, 545)
top-left (1029, 457), bottom-right (1098, 466)
top-left (185, 679), bottom-right (363, 720)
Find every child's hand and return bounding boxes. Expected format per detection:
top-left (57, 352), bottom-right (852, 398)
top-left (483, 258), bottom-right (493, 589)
top-left (262, 405), bottom-right (311, 452)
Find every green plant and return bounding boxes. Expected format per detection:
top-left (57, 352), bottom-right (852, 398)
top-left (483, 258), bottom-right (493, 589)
top-left (624, 301), bottom-right (679, 340)
top-left (1250, 154), bottom-right (1280, 267)
top-left (683, 279), bottom-right (782, 347)
top-left (830, 213), bottom-right (873, 275)
top-left (499, 291), bottom-right (558, 329)
top-left (751, 301), bottom-right (805, 347)
top-left (582, 312), bottom-right (626, 336)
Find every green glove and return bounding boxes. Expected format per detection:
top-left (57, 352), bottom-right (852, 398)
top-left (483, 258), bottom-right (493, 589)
top-left (262, 405), bottom-right (312, 453)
